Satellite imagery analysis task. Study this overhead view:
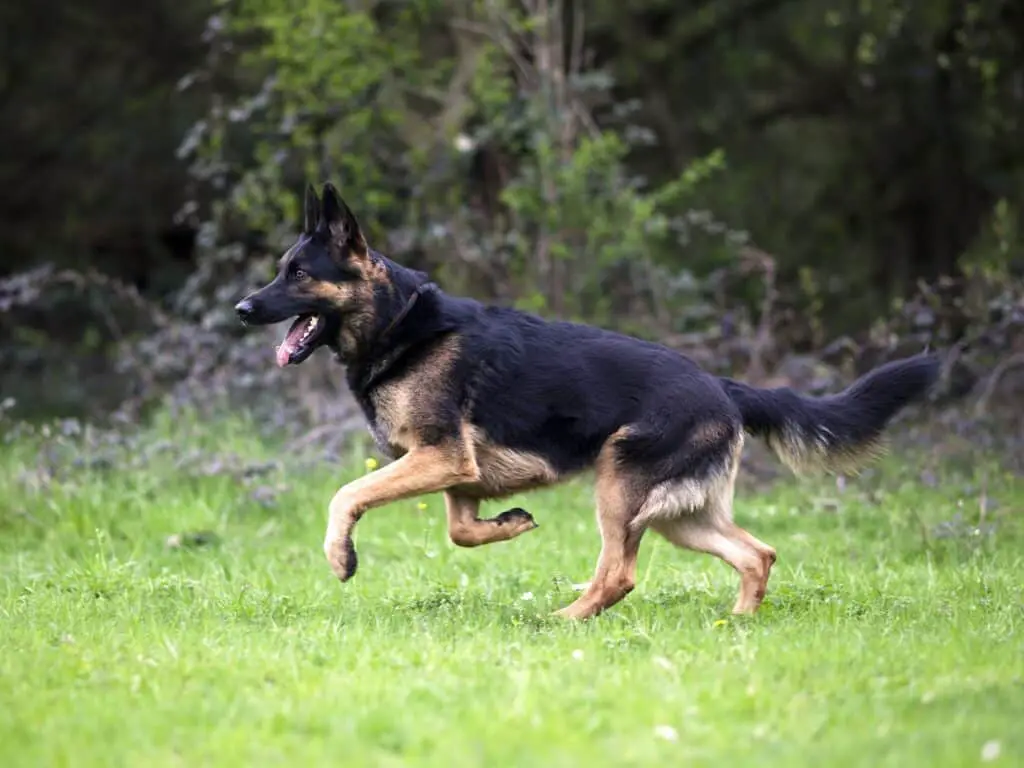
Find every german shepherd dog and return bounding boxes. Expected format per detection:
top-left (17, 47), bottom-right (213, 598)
top-left (235, 182), bottom-right (939, 619)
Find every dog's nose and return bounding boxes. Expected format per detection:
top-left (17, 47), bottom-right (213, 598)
top-left (235, 298), bottom-right (254, 322)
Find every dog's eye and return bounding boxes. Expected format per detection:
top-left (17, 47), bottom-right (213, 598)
top-left (291, 267), bottom-right (308, 281)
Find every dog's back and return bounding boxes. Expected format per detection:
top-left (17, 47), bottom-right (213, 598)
top-left (449, 301), bottom-right (738, 479)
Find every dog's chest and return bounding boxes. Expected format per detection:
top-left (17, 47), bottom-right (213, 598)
top-left (365, 418), bottom-right (395, 458)
top-left (362, 381), bottom-right (414, 459)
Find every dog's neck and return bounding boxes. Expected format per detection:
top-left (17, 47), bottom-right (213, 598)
top-left (377, 280), bottom-right (439, 340)
top-left (332, 260), bottom-right (451, 397)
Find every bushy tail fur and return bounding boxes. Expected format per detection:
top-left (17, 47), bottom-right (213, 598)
top-left (720, 353), bottom-right (940, 474)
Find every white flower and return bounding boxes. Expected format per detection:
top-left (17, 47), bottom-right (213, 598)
top-left (981, 741), bottom-right (1001, 762)
top-left (653, 725), bottom-right (678, 742)
top-left (520, 591), bottom-right (534, 601)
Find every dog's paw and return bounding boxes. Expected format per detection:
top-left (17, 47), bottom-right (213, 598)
top-left (494, 507), bottom-right (539, 532)
top-left (552, 601), bottom-right (599, 621)
top-left (324, 536), bottom-right (358, 582)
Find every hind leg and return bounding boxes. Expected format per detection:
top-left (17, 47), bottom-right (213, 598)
top-left (648, 436), bottom-right (776, 614)
top-left (554, 438), bottom-right (647, 620)
top-left (553, 508), bottom-right (644, 620)
top-left (653, 516), bottom-right (776, 614)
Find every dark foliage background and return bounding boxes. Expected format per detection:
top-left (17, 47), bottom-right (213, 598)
top-left (2, 0), bottom-right (1022, 459)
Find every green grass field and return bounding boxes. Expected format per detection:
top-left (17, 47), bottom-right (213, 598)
top-left (1, 413), bottom-right (1021, 767)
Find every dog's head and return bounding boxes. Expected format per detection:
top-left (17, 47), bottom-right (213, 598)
top-left (235, 183), bottom-right (388, 367)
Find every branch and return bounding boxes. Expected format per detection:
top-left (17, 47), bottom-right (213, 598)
top-left (973, 352), bottom-right (1024, 417)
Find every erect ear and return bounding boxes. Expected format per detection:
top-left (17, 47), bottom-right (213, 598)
top-left (303, 183), bottom-right (320, 235)
top-left (319, 182), bottom-right (367, 255)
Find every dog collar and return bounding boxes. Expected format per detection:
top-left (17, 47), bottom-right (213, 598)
top-left (379, 281), bottom-right (438, 339)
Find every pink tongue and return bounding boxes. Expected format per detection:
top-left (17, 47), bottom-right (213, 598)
top-left (275, 341), bottom-right (293, 367)
top-left (276, 316), bottom-right (313, 367)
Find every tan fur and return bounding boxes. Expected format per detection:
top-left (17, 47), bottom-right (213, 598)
top-left (444, 492), bottom-right (538, 547)
top-left (306, 280), bottom-right (370, 308)
top-left (631, 433), bottom-right (745, 529)
top-left (371, 375), bottom-right (415, 456)
top-left (767, 428), bottom-right (886, 476)
top-left (370, 335), bottom-right (463, 456)
top-left (553, 430), bottom-right (779, 619)
top-left (411, 334), bottom-right (462, 401)
top-left (328, 226), bottom-right (388, 283)
top-left (365, 330), bottom-right (560, 494)
top-left (454, 425), bottom-right (561, 498)
top-left (306, 280), bottom-right (379, 359)
top-left (359, 253), bottom-right (390, 283)
top-left (650, 438), bottom-right (777, 615)
top-left (325, 439), bottom-right (480, 580)
top-left (554, 430), bottom-right (646, 620)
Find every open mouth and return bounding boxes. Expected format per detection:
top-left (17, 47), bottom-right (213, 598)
top-left (275, 314), bottom-right (328, 367)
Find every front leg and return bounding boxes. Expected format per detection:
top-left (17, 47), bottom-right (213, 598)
top-left (325, 445), bottom-right (478, 581)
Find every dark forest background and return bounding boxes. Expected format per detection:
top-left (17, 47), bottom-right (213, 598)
top-left (2, 0), bottom-right (1022, 449)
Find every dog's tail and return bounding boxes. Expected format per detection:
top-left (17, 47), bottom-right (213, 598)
top-left (719, 353), bottom-right (940, 475)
